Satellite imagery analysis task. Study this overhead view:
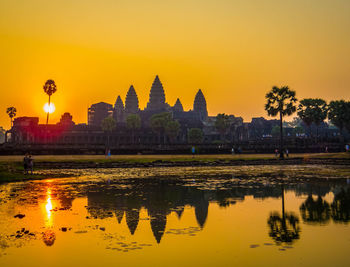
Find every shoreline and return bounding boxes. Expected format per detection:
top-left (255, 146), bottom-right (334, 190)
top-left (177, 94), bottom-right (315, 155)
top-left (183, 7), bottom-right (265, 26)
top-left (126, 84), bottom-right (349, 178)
top-left (32, 157), bottom-right (350, 169)
top-left (1, 153), bottom-right (349, 183)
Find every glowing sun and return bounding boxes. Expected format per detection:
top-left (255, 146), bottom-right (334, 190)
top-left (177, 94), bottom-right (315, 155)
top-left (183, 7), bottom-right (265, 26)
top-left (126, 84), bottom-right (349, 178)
top-left (44, 103), bottom-right (55, 114)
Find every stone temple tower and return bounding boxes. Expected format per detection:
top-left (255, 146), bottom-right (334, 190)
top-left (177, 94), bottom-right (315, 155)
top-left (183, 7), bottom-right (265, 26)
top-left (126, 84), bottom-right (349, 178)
top-left (193, 89), bottom-right (208, 121)
top-left (125, 85), bottom-right (139, 114)
top-left (146, 75), bottom-right (167, 111)
top-left (173, 98), bottom-right (184, 112)
top-left (113, 95), bottom-right (125, 123)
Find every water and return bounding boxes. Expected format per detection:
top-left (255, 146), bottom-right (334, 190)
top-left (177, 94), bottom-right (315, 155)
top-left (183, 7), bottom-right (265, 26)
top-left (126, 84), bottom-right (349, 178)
top-left (0, 165), bottom-right (350, 266)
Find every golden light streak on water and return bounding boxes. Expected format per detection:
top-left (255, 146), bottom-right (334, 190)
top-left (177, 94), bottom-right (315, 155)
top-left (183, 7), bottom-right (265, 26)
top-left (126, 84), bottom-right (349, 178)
top-left (45, 188), bottom-right (53, 227)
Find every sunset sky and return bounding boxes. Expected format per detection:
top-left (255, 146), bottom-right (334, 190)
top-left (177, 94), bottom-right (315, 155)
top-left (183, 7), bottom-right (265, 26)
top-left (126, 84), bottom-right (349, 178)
top-left (1, 0), bottom-right (349, 129)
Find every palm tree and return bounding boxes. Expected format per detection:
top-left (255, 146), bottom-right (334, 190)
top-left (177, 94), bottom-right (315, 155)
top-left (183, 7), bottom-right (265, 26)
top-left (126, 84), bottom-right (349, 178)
top-left (101, 116), bottom-right (116, 149)
top-left (265, 86), bottom-right (297, 158)
top-left (328, 100), bottom-right (350, 140)
top-left (43, 79), bottom-right (57, 124)
top-left (126, 114), bottom-right (141, 144)
top-left (6, 107), bottom-right (17, 128)
top-left (311, 99), bottom-right (328, 137)
top-left (267, 185), bottom-right (300, 244)
top-left (165, 120), bottom-right (181, 143)
top-left (298, 98), bottom-right (327, 140)
top-left (297, 99), bottom-right (315, 136)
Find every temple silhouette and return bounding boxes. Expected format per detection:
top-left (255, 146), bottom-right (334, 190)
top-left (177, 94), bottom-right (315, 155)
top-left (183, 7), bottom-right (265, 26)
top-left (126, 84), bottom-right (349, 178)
top-left (3, 75), bottom-right (342, 153)
top-left (85, 177), bottom-right (210, 243)
top-left (88, 75), bottom-right (208, 127)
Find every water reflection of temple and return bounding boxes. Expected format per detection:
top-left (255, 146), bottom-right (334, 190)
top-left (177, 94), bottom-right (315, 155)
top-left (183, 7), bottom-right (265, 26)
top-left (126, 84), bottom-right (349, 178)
top-left (86, 179), bottom-right (211, 243)
top-left (8, 176), bottom-right (350, 245)
top-left (84, 177), bottom-right (350, 243)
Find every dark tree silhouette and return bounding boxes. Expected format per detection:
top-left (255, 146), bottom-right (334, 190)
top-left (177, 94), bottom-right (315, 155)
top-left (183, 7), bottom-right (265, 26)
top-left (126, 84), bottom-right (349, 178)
top-left (267, 186), bottom-right (300, 244)
top-left (101, 116), bottom-right (116, 149)
top-left (126, 114), bottom-right (141, 144)
top-left (298, 99), bottom-right (315, 128)
top-left (265, 86), bottom-right (297, 158)
top-left (187, 128), bottom-right (204, 144)
top-left (271, 125), bottom-right (280, 138)
top-left (215, 113), bottom-right (231, 142)
top-left (150, 112), bottom-right (172, 145)
top-left (297, 98), bottom-right (328, 139)
top-left (165, 120), bottom-right (181, 143)
top-left (328, 100), bottom-right (350, 137)
top-left (299, 195), bottom-right (330, 224)
top-left (331, 188), bottom-right (350, 223)
top-left (0, 126), bottom-right (5, 143)
top-left (345, 105), bottom-right (350, 134)
top-left (6, 106), bottom-right (17, 128)
top-left (293, 126), bottom-right (304, 137)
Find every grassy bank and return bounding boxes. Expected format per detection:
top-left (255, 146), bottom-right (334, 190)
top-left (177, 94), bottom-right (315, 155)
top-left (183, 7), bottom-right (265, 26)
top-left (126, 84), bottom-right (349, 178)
top-left (0, 161), bottom-right (69, 183)
top-left (0, 153), bottom-right (349, 183)
top-left (1, 152), bottom-right (348, 163)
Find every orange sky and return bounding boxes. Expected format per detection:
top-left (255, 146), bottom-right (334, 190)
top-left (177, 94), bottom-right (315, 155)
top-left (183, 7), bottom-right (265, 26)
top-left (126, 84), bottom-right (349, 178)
top-left (0, 0), bottom-right (349, 129)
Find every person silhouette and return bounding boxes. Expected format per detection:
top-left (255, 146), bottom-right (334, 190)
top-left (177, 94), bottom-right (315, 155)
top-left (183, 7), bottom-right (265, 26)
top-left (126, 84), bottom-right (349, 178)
top-left (23, 153), bottom-right (29, 174)
top-left (28, 154), bottom-right (34, 174)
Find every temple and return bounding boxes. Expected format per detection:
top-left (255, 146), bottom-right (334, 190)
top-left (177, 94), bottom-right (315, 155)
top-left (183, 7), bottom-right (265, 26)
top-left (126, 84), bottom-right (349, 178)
top-left (2, 74), bottom-right (341, 153)
top-left (145, 75), bottom-right (168, 112)
top-left (193, 89), bottom-right (208, 121)
top-left (173, 98), bottom-right (184, 112)
top-left (124, 85), bottom-right (139, 115)
top-left (86, 75), bottom-right (210, 129)
top-left (88, 102), bottom-right (113, 126)
top-left (113, 95), bottom-right (124, 123)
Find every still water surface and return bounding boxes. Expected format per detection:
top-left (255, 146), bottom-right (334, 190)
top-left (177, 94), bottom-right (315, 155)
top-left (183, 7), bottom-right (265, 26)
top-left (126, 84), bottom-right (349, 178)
top-left (0, 165), bottom-right (350, 266)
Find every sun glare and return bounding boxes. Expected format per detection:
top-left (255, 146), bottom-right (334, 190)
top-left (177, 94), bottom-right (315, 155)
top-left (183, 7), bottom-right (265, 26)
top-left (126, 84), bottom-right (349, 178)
top-left (44, 187), bottom-right (53, 227)
top-left (44, 103), bottom-right (55, 114)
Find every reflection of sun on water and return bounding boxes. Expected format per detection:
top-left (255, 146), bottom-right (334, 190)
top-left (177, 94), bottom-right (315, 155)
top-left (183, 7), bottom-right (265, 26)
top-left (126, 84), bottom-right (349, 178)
top-left (45, 188), bottom-right (53, 227)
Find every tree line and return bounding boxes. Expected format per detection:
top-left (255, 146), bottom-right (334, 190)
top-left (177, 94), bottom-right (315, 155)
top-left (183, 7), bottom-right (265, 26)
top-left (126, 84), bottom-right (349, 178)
top-left (101, 112), bottom-right (204, 145)
top-left (265, 85), bottom-right (350, 158)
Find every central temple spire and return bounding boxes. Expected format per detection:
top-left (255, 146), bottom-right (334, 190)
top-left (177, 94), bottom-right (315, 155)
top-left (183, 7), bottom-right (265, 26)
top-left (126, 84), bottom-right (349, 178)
top-left (146, 75), bottom-right (166, 111)
top-left (125, 85), bottom-right (139, 114)
top-left (193, 89), bottom-right (208, 121)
